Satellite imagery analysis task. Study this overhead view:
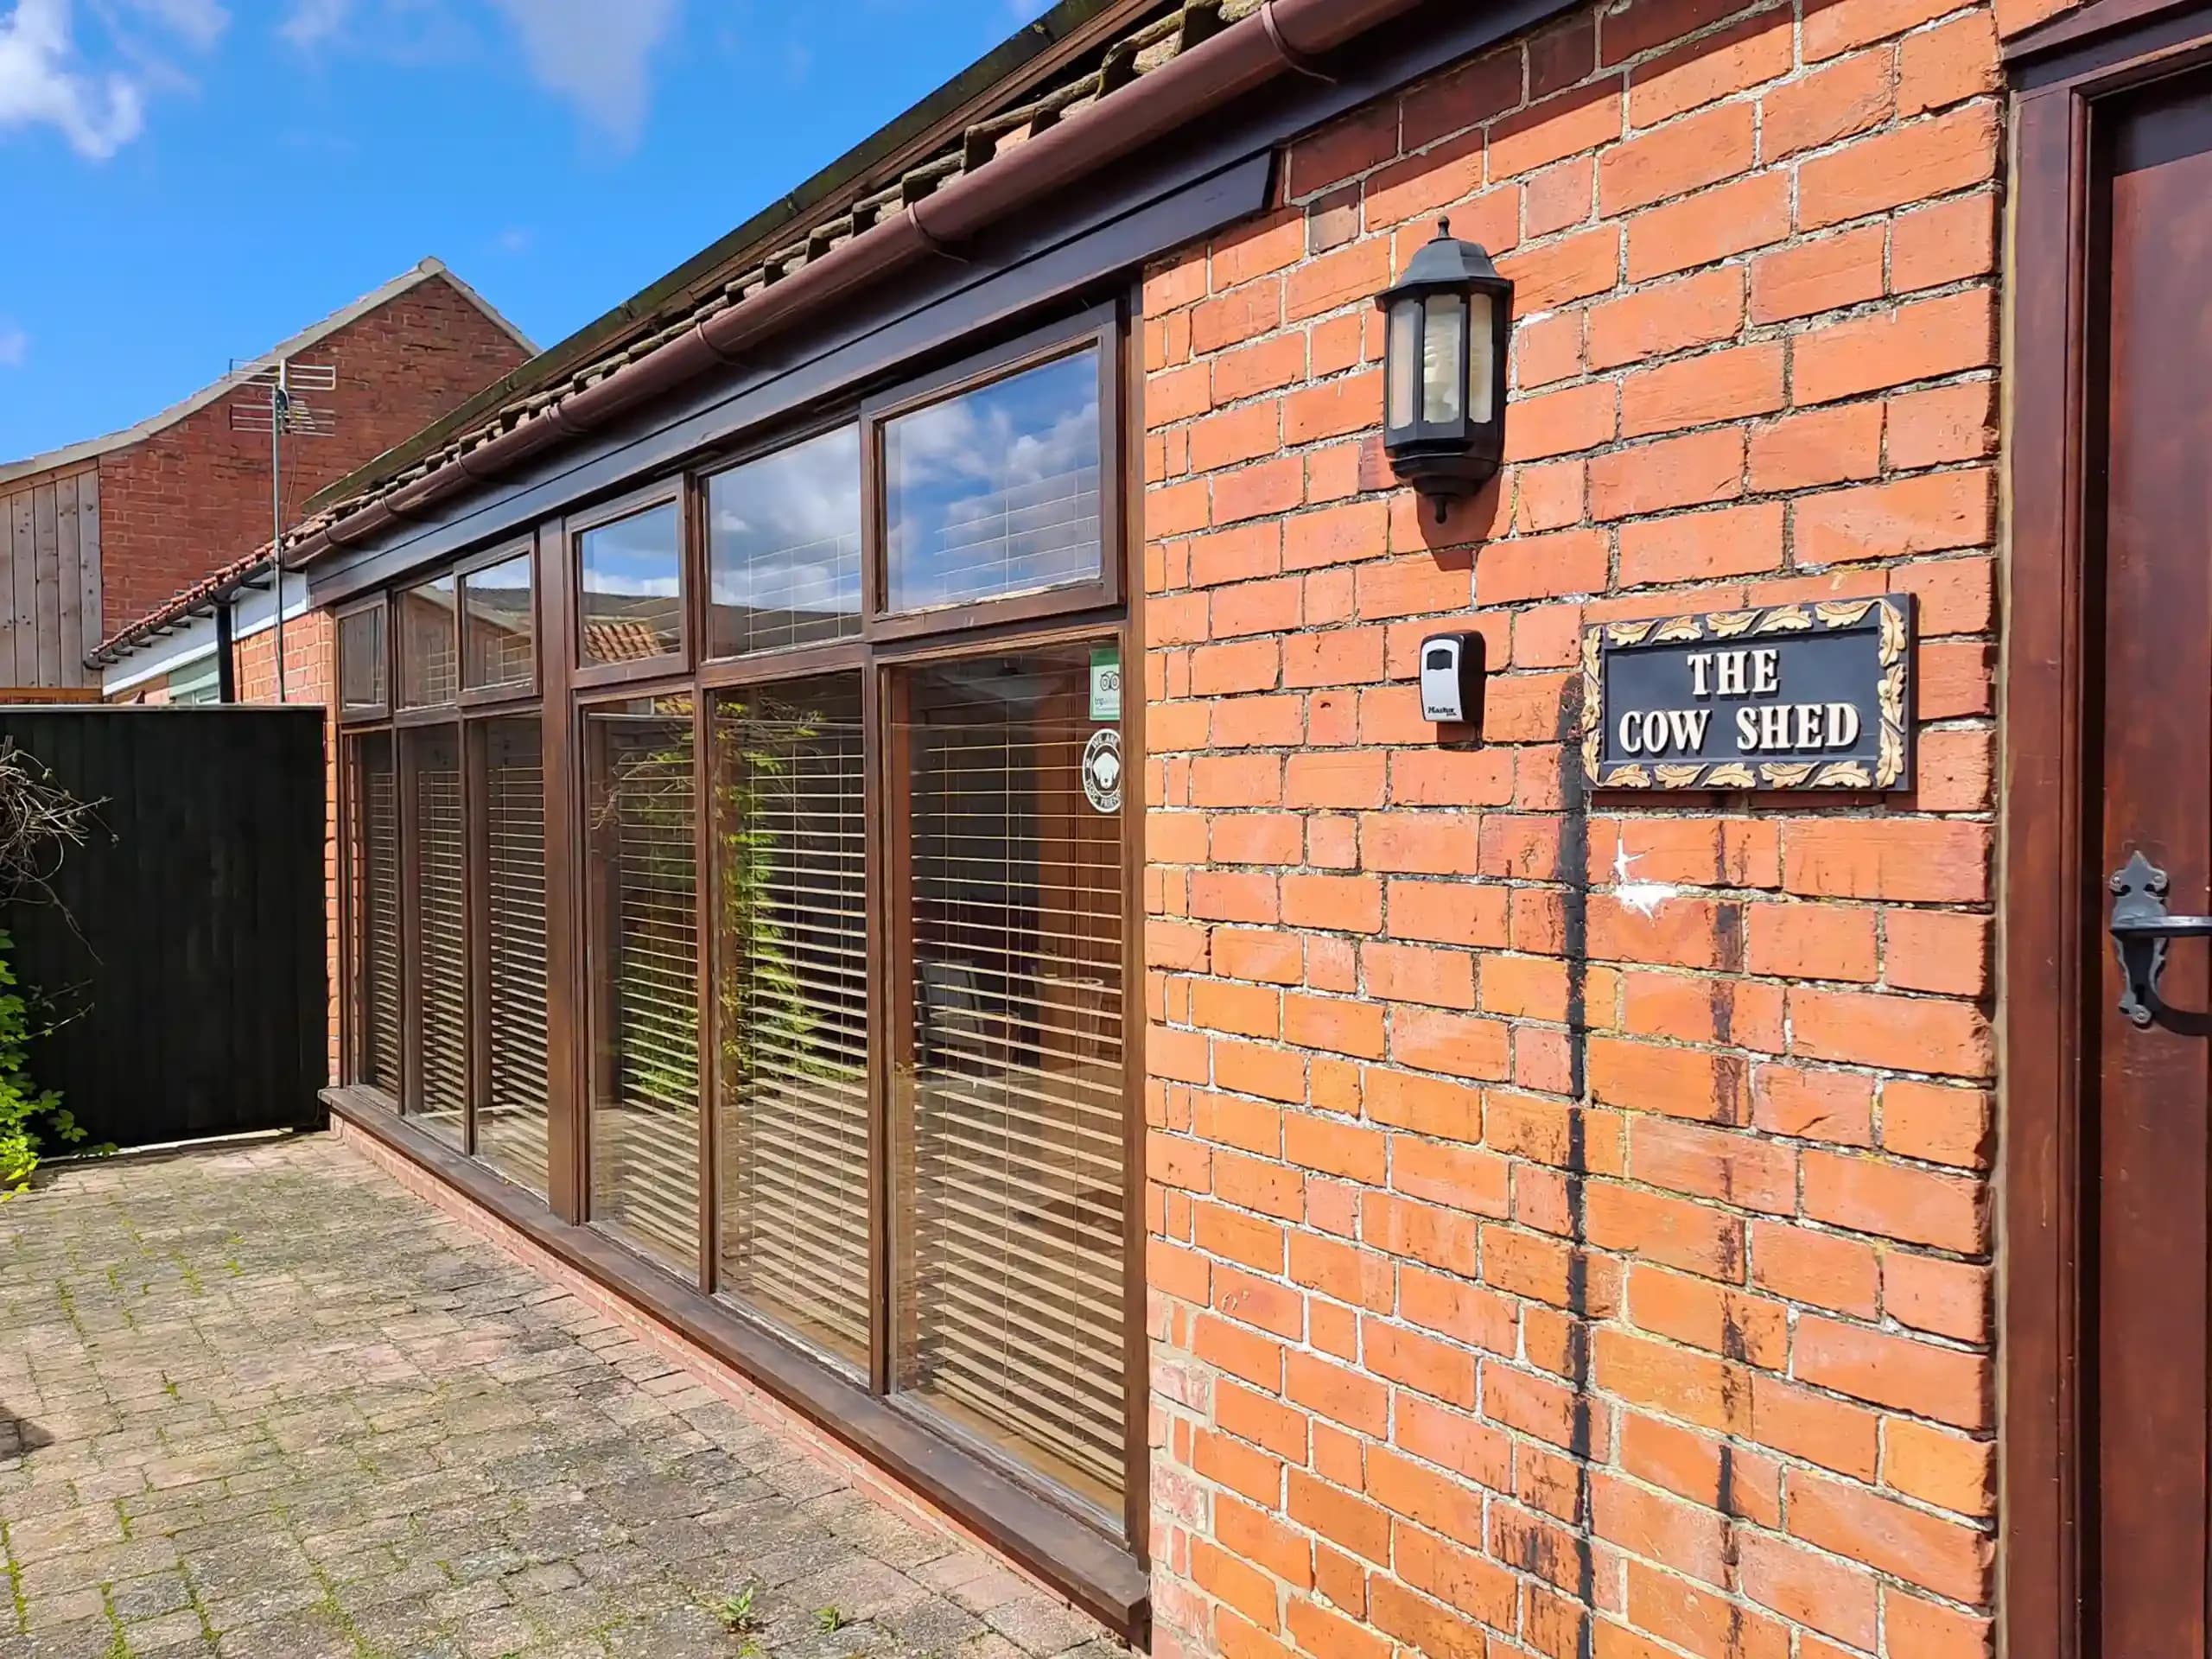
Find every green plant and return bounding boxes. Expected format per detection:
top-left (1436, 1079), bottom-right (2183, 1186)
top-left (814, 1605), bottom-right (846, 1633)
top-left (0, 929), bottom-right (86, 1194)
top-left (716, 1584), bottom-right (760, 1633)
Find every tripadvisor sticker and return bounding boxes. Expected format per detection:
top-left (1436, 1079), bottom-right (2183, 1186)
top-left (1089, 645), bottom-right (1122, 721)
top-left (1082, 728), bottom-right (1122, 814)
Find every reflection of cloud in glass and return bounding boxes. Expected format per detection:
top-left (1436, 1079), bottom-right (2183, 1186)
top-left (581, 503), bottom-right (680, 660)
top-left (886, 349), bottom-right (1102, 612)
top-left (708, 425), bottom-right (862, 656)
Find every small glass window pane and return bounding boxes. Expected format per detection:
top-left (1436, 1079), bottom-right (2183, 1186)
top-left (462, 552), bottom-right (535, 691)
top-left (339, 606), bottom-right (386, 713)
top-left (706, 427), bottom-right (862, 658)
top-left (713, 677), bottom-right (869, 1366)
top-left (892, 643), bottom-right (1127, 1511)
top-left (404, 723), bottom-right (467, 1148)
top-left (586, 694), bottom-right (700, 1274)
top-left (1466, 291), bottom-right (1497, 426)
top-left (1387, 300), bottom-right (1420, 433)
top-left (397, 576), bottom-right (457, 708)
top-left (1421, 293), bottom-right (1465, 426)
top-left (579, 503), bottom-right (682, 664)
top-left (884, 347), bottom-right (1103, 613)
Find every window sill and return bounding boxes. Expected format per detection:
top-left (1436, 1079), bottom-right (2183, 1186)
top-left (320, 1086), bottom-right (1149, 1643)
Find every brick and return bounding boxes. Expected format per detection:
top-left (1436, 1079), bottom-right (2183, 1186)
top-left (1783, 817), bottom-right (1990, 904)
top-left (1737, 1529), bottom-right (1880, 1649)
top-left (1590, 429), bottom-right (1745, 518)
top-left (1892, 192), bottom-right (1998, 292)
top-left (1761, 49), bottom-right (1894, 159)
top-left (1627, 8), bottom-right (1795, 124)
top-left (1593, 1327), bottom-right (1751, 1433)
top-left (1883, 1250), bottom-right (1989, 1343)
top-left (1897, 12), bottom-right (2000, 115)
top-left (1401, 48), bottom-right (1522, 152)
top-left (1749, 225), bottom-right (1885, 323)
top-left (1498, 226), bottom-right (1624, 311)
top-left (1799, 106), bottom-right (1999, 231)
top-left (1525, 157), bottom-right (1594, 237)
top-left (1631, 1116), bottom-right (1796, 1215)
top-left (1745, 901), bottom-right (1878, 981)
top-left (1752, 1063), bottom-right (1875, 1145)
top-left (1586, 1181), bottom-right (1745, 1280)
top-left (1193, 282), bottom-right (1286, 353)
top-left (1286, 1350), bottom-right (1389, 1436)
top-left (1751, 1219), bottom-right (1878, 1315)
top-left (1804, 0), bottom-right (1967, 60)
top-left (1792, 1315), bottom-right (1991, 1429)
top-left (1789, 986), bottom-right (1992, 1078)
top-left (1786, 1469), bottom-right (1993, 1602)
top-left (1886, 379), bottom-right (1998, 468)
top-left (1492, 85), bottom-right (1624, 181)
top-left (1796, 469), bottom-right (1995, 564)
top-left (1626, 171), bottom-right (1792, 282)
top-left (1588, 268), bottom-right (1745, 369)
top-left (1478, 529), bottom-right (1612, 604)
top-left (1881, 1080), bottom-right (1992, 1168)
top-left (1883, 1416), bottom-right (1994, 1516)
top-left (1602, 104), bottom-right (1757, 218)
top-left (1885, 907), bottom-right (1991, 996)
top-left (1505, 381), bottom-right (1618, 462)
top-left (1622, 343), bottom-right (1786, 437)
top-left (1590, 1037), bottom-right (1751, 1125)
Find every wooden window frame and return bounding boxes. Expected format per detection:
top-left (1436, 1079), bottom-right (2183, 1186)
top-left (455, 537), bottom-right (542, 708)
top-left (862, 304), bottom-right (1123, 644)
top-left (698, 414), bottom-right (868, 668)
top-left (334, 594), bottom-right (391, 726)
top-left (326, 296), bottom-right (1148, 1624)
top-left (569, 479), bottom-right (693, 691)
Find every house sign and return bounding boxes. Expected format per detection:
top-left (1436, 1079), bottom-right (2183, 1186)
top-left (1581, 596), bottom-right (1913, 791)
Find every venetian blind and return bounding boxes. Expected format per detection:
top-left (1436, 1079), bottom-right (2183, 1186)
top-left (713, 679), bottom-right (870, 1367)
top-left (896, 651), bottom-right (1126, 1511)
top-left (409, 727), bottom-right (467, 1147)
top-left (357, 735), bottom-right (403, 1096)
top-left (588, 700), bottom-right (701, 1274)
top-left (478, 716), bottom-right (550, 1197)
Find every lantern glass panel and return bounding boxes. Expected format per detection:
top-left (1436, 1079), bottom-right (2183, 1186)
top-left (1421, 294), bottom-right (1465, 426)
top-left (1386, 300), bottom-right (1420, 433)
top-left (1466, 291), bottom-right (1497, 426)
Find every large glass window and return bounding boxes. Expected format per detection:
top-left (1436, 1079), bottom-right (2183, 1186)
top-left (712, 677), bottom-right (869, 1367)
top-left (397, 576), bottom-right (458, 708)
top-left (579, 503), bottom-right (682, 664)
top-left (883, 347), bottom-right (1103, 613)
top-left (341, 313), bottom-right (1135, 1534)
top-left (585, 695), bottom-right (701, 1272)
top-left (893, 645), bottom-right (1126, 1511)
top-left (462, 552), bottom-right (536, 692)
top-left (707, 428), bottom-right (862, 657)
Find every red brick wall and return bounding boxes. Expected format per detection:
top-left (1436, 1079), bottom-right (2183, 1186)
top-left (1140, 0), bottom-right (2002, 1655)
top-left (97, 276), bottom-right (528, 639)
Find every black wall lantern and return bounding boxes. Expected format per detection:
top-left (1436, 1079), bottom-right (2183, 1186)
top-left (1376, 218), bottom-right (1514, 520)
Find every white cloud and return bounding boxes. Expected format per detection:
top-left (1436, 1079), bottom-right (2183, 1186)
top-left (0, 0), bottom-right (145, 158)
top-left (123, 0), bottom-right (227, 49)
top-left (0, 322), bottom-right (28, 368)
top-left (486, 0), bottom-right (677, 147)
top-left (276, 0), bottom-right (346, 46)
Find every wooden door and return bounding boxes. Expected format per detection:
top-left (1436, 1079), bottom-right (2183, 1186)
top-left (2008, 16), bottom-right (2212, 1658)
top-left (2093, 69), bottom-right (2212, 1657)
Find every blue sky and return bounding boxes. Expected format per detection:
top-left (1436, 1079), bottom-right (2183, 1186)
top-left (0, 0), bottom-right (1052, 462)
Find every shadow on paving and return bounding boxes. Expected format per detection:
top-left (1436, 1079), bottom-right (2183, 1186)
top-left (0, 1134), bottom-right (1128, 1659)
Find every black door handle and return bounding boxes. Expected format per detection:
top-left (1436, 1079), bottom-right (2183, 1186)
top-left (2110, 850), bottom-right (2212, 1026)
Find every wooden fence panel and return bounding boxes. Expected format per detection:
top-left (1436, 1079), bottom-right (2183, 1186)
top-left (0, 707), bottom-right (327, 1147)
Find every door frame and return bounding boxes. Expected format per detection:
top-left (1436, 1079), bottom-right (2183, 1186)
top-left (2005, 7), bottom-right (2212, 1657)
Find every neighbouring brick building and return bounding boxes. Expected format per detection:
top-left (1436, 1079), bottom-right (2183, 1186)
top-left (0, 258), bottom-right (531, 693)
top-left (272, 2), bottom-right (2199, 1657)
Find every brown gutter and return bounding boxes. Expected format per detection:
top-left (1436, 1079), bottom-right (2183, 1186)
top-left (295, 0), bottom-right (1423, 567)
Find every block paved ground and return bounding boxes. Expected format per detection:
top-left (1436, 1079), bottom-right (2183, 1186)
top-left (0, 1134), bottom-right (1128, 1659)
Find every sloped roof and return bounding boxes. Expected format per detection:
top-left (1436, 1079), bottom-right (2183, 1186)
top-left (2, 260), bottom-right (532, 492)
top-left (292, 0), bottom-right (1246, 551)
